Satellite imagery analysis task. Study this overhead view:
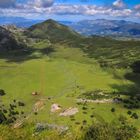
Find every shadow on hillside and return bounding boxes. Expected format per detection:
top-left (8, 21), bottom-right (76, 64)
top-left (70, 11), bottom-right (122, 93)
top-left (0, 49), bottom-right (38, 63)
top-left (0, 47), bottom-right (55, 63)
top-left (110, 72), bottom-right (140, 96)
top-left (39, 47), bottom-right (55, 55)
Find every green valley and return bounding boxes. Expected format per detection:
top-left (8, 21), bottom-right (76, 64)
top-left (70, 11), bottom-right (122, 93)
top-left (0, 19), bottom-right (140, 140)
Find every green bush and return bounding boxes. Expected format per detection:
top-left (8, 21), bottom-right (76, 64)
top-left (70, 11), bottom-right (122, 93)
top-left (83, 123), bottom-right (113, 140)
top-left (115, 125), bottom-right (137, 140)
top-left (0, 89), bottom-right (6, 96)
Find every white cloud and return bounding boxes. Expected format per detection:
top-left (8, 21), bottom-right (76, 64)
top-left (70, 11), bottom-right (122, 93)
top-left (0, 2), bottom-right (139, 21)
top-left (0, 4), bottom-right (133, 18)
top-left (28, 0), bottom-right (54, 8)
top-left (0, 0), bottom-right (16, 8)
top-left (134, 4), bottom-right (140, 10)
top-left (113, 0), bottom-right (125, 8)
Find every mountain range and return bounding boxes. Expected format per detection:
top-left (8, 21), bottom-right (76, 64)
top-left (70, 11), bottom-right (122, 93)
top-left (1, 17), bottom-right (140, 37)
top-left (63, 19), bottom-right (140, 37)
top-left (0, 19), bottom-right (140, 68)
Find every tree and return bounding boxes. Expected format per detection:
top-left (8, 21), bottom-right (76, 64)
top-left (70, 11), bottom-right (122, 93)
top-left (131, 113), bottom-right (139, 119)
top-left (0, 89), bottom-right (6, 96)
top-left (111, 108), bottom-right (115, 112)
top-left (18, 101), bottom-right (25, 107)
top-left (115, 125), bottom-right (137, 140)
top-left (0, 111), bottom-right (7, 124)
top-left (127, 111), bottom-right (132, 115)
top-left (131, 61), bottom-right (140, 73)
top-left (83, 123), bottom-right (113, 140)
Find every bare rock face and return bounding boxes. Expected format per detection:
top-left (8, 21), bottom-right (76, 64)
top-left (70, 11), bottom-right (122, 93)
top-left (0, 26), bottom-right (25, 52)
top-left (35, 123), bottom-right (69, 134)
top-left (51, 104), bottom-right (61, 113)
top-left (59, 107), bottom-right (79, 116)
top-left (32, 91), bottom-right (39, 96)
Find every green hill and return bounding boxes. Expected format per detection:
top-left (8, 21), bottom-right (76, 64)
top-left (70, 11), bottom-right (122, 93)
top-left (26, 19), bottom-right (81, 43)
top-left (83, 36), bottom-right (140, 68)
top-left (0, 20), bottom-right (140, 140)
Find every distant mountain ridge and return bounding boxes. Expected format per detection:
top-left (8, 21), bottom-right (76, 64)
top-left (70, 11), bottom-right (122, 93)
top-left (1, 17), bottom-right (140, 37)
top-left (64, 19), bottom-right (140, 37)
top-left (0, 17), bottom-right (42, 28)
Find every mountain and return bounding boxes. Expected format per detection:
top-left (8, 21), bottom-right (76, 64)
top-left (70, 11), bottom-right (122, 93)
top-left (1, 17), bottom-right (140, 38)
top-left (0, 26), bottom-right (23, 52)
top-left (65, 19), bottom-right (140, 37)
top-left (26, 19), bottom-right (81, 43)
top-left (0, 24), bottom-right (31, 54)
top-left (0, 17), bottom-right (42, 28)
top-left (1, 18), bottom-right (140, 68)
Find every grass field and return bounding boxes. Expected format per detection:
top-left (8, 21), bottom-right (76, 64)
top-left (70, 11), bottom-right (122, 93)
top-left (0, 46), bottom-right (140, 139)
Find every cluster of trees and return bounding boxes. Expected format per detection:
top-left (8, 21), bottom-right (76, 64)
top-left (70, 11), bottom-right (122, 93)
top-left (83, 119), bottom-right (139, 140)
top-left (0, 89), bottom-right (25, 124)
top-left (123, 96), bottom-right (140, 109)
top-left (81, 90), bottom-right (113, 100)
top-left (114, 95), bottom-right (140, 109)
top-left (131, 61), bottom-right (140, 73)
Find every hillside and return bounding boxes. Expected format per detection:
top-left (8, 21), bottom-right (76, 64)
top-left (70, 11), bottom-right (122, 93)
top-left (0, 25), bottom-right (29, 53)
top-left (82, 36), bottom-right (140, 68)
top-left (0, 26), bottom-right (21, 51)
top-left (26, 19), bottom-right (81, 43)
top-left (1, 19), bottom-right (140, 68)
top-left (0, 19), bottom-right (140, 139)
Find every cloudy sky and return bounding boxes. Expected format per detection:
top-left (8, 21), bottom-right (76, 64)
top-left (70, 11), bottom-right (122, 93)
top-left (0, 0), bottom-right (140, 22)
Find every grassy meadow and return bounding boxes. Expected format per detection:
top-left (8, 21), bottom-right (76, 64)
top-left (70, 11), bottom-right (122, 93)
top-left (0, 44), bottom-right (140, 139)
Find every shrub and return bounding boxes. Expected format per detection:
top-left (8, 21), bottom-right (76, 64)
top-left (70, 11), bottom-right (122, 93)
top-left (0, 89), bottom-right (6, 96)
top-left (75, 122), bottom-right (80, 125)
top-left (115, 125), bottom-right (137, 140)
top-left (18, 101), bottom-right (25, 107)
top-left (83, 111), bottom-right (87, 114)
top-left (0, 111), bottom-right (7, 124)
top-left (82, 107), bottom-right (88, 110)
top-left (83, 122), bottom-right (139, 140)
top-left (83, 123), bottom-right (113, 140)
top-left (131, 61), bottom-right (140, 73)
top-left (111, 108), bottom-right (115, 112)
top-left (131, 113), bottom-right (139, 119)
top-left (3, 109), bottom-right (8, 114)
top-left (83, 120), bottom-right (87, 125)
top-left (118, 115), bottom-right (127, 124)
top-left (127, 111), bottom-right (132, 115)
top-left (90, 115), bottom-right (94, 118)
top-left (34, 112), bottom-right (38, 115)
top-left (21, 111), bottom-right (24, 114)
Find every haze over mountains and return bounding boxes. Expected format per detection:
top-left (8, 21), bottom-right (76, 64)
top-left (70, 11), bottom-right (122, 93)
top-left (62, 19), bottom-right (140, 37)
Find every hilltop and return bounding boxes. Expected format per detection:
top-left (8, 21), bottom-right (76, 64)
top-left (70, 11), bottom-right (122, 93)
top-left (26, 19), bottom-right (81, 43)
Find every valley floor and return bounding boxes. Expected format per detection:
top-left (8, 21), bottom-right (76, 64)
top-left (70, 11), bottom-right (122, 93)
top-left (0, 50), bottom-right (140, 139)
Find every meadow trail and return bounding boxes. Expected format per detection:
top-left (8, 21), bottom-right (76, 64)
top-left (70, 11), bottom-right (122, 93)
top-left (13, 59), bottom-right (78, 128)
top-left (53, 60), bottom-right (77, 99)
top-left (13, 60), bottom-right (47, 129)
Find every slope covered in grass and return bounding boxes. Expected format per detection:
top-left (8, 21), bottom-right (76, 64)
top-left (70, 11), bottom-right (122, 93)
top-left (26, 19), bottom-right (81, 43)
top-left (0, 19), bottom-right (140, 139)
